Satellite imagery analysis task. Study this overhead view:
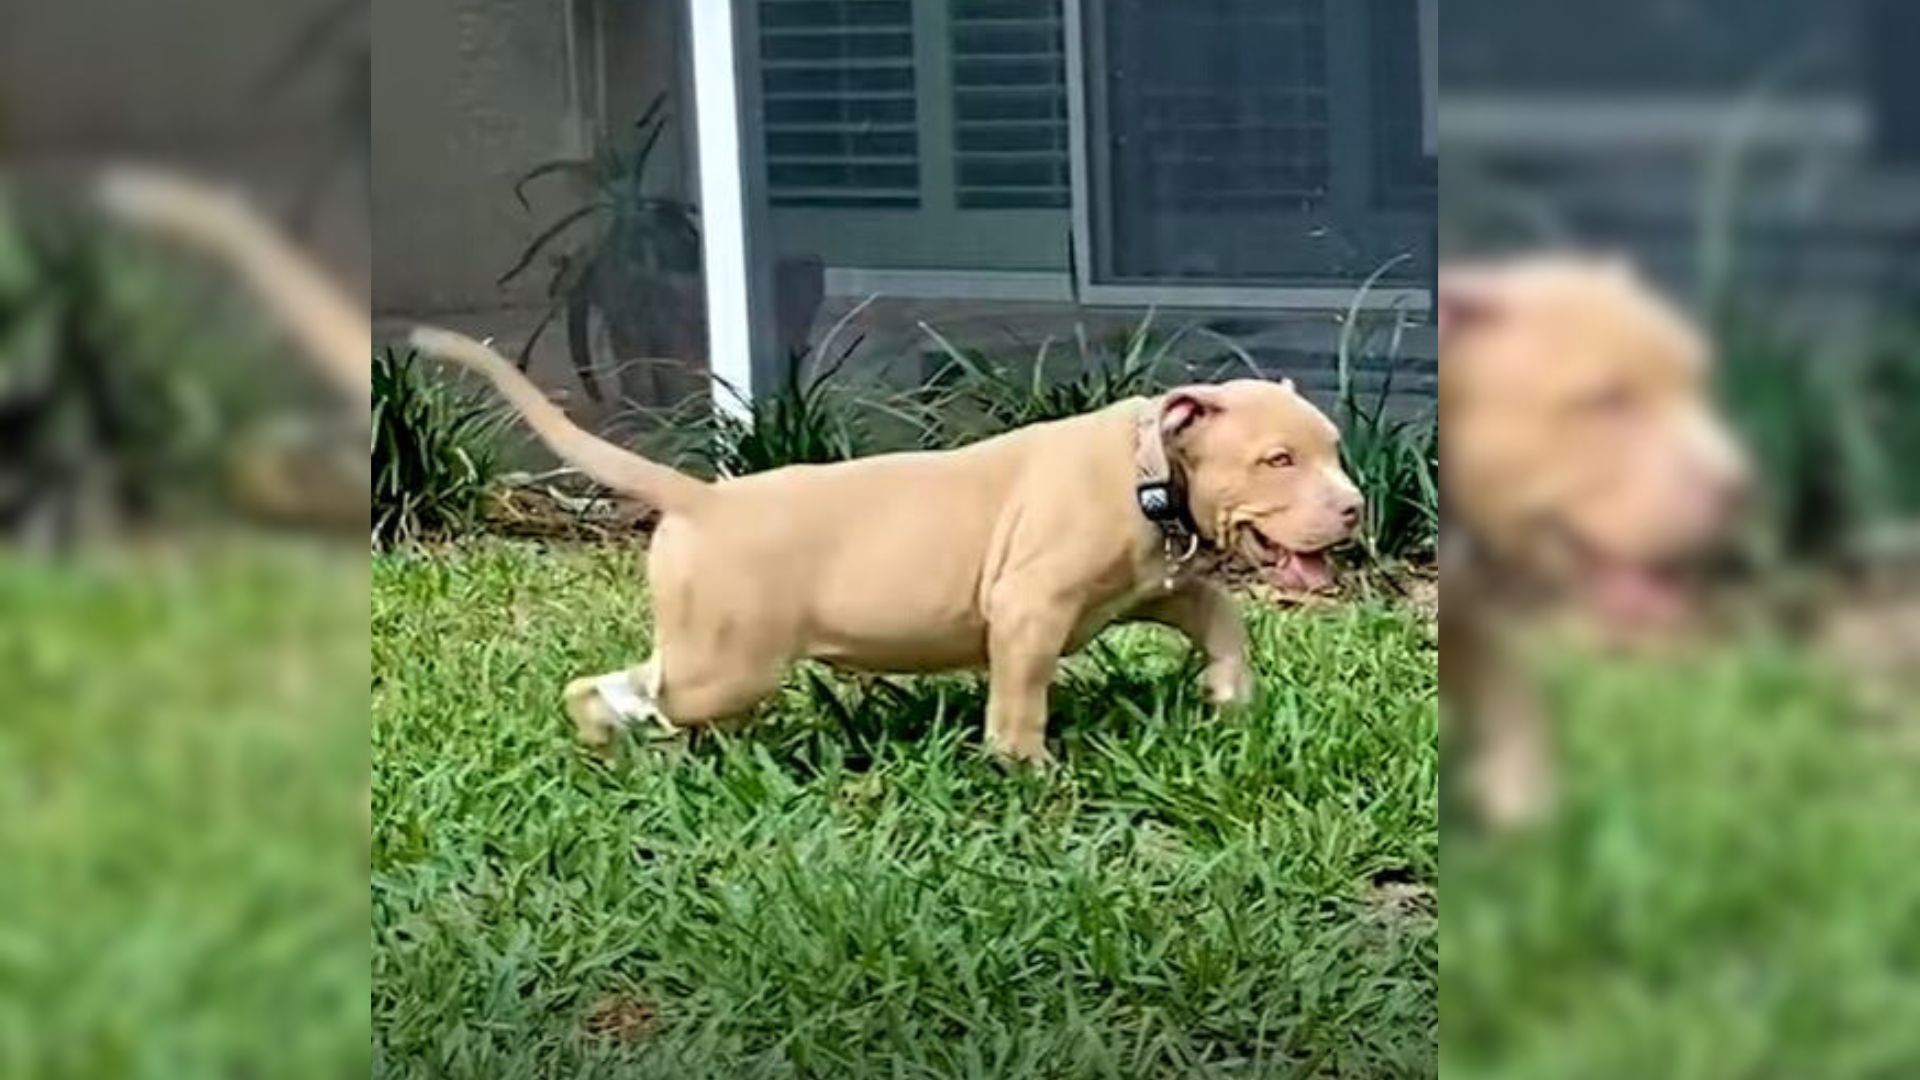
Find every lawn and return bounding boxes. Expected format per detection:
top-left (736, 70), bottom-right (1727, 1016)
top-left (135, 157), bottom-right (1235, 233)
top-left (1444, 632), bottom-right (1920, 1078)
top-left (371, 539), bottom-right (1440, 1078)
top-left (0, 542), bottom-right (369, 1078)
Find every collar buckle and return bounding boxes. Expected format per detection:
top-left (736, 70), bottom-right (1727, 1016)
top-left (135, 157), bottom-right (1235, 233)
top-left (1136, 480), bottom-right (1181, 524)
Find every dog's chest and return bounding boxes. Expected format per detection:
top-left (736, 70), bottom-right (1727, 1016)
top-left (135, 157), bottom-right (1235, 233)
top-left (1067, 571), bottom-right (1185, 652)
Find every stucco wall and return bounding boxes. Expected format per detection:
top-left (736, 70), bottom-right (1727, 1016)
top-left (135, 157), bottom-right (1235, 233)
top-left (371, 0), bottom-right (689, 318)
top-left (0, 0), bottom-right (368, 287)
top-left (372, 0), bottom-right (577, 315)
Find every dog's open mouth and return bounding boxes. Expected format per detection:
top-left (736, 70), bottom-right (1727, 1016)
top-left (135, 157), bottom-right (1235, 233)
top-left (1546, 521), bottom-right (1714, 634)
top-left (1240, 524), bottom-right (1337, 593)
top-left (1586, 557), bottom-right (1690, 631)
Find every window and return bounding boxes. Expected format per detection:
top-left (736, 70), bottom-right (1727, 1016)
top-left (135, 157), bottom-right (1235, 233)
top-left (759, 0), bottom-right (921, 207)
top-left (1076, 0), bottom-right (1434, 291)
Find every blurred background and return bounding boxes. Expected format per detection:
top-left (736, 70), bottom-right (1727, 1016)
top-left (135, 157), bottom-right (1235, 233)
top-left (0, 1), bottom-right (369, 1075)
top-left (1442, 1), bottom-right (1920, 1076)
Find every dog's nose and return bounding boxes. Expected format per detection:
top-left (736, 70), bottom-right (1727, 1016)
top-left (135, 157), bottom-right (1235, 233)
top-left (1338, 496), bottom-right (1363, 533)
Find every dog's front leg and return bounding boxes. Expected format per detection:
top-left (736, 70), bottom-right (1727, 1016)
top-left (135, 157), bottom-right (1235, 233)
top-left (984, 597), bottom-right (1074, 764)
top-left (1131, 582), bottom-right (1252, 706)
top-left (1444, 602), bottom-right (1554, 828)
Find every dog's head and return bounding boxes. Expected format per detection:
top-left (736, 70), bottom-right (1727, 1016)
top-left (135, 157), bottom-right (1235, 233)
top-left (1161, 379), bottom-right (1363, 592)
top-left (1441, 255), bottom-right (1749, 627)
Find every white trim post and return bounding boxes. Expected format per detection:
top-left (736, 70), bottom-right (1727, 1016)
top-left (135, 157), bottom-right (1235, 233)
top-left (687, 0), bottom-right (778, 417)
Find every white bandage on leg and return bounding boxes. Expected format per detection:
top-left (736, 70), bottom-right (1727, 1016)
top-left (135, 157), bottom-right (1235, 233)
top-left (594, 663), bottom-right (676, 735)
top-left (593, 672), bottom-right (647, 721)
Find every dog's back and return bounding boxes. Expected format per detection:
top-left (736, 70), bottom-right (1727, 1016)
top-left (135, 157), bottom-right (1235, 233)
top-left (685, 403), bottom-right (1146, 671)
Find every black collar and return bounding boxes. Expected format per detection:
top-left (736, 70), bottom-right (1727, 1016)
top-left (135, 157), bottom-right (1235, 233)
top-left (1136, 476), bottom-right (1198, 537)
top-left (1134, 399), bottom-right (1204, 552)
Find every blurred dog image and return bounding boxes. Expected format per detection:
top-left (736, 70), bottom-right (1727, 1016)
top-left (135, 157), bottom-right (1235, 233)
top-left (1441, 254), bottom-right (1751, 825)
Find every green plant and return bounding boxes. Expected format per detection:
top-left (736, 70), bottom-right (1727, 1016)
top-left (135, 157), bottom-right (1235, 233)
top-left (370, 347), bottom-right (501, 545)
top-left (1335, 260), bottom-right (1440, 564)
top-left (1845, 320), bottom-right (1920, 521)
top-left (1718, 311), bottom-right (1920, 565)
top-left (918, 311), bottom-right (1235, 441)
top-left (685, 355), bottom-right (871, 478)
top-left (501, 93), bottom-right (702, 403)
top-left (631, 300), bottom-right (937, 478)
top-left (0, 189), bottom-right (277, 539)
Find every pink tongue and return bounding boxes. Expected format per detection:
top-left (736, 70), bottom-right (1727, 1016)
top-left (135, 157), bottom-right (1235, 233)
top-left (1592, 564), bottom-right (1685, 629)
top-left (1267, 550), bottom-right (1335, 592)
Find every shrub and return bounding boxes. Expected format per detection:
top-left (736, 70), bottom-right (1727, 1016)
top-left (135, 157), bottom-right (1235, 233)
top-left (635, 303), bottom-right (937, 478)
top-left (917, 311), bottom-right (1235, 442)
top-left (672, 354), bottom-right (873, 478)
top-left (1718, 310), bottom-right (1920, 565)
top-left (370, 347), bottom-right (502, 545)
top-left (1335, 263), bottom-right (1440, 564)
top-left (500, 93), bottom-right (702, 404)
top-left (0, 189), bottom-right (287, 540)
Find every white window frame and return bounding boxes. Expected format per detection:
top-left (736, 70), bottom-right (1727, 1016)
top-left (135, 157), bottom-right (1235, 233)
top-left (687, 0), bottom-right (779, 413)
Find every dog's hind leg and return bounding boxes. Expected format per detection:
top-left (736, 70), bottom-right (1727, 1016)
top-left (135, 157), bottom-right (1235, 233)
top-left (564, 656), bottom-right (669, 754)
top-left (564, 648), bottom-right (785, 755)
top-left (654, 649), bottom-right (785, 730)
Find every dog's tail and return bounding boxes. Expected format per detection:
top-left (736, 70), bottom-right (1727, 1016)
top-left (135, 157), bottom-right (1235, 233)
top-left (408, 326), bottom-right (709, 514)
top-left (95, 166), bottom-right (372, 408)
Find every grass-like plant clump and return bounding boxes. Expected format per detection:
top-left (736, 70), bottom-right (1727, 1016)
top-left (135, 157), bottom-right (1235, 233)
top-left (371, 347), bottom-right (503, 546)
top-left (1331, 269), bottom-right (1440, 566)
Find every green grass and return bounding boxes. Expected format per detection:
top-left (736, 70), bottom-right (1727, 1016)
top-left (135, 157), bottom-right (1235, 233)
top-left (1444, 639), bottom-right (1920, 1078)
top-left (0, 541), bottom-right (369, 1078)
top-left (371, 539), bottom-right (1439, 1077)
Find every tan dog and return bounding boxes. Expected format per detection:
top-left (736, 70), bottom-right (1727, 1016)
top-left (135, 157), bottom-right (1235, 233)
top-left (411, 328), bottom-right (1363, 762)
top-left (1440, 255), bottom-right (1749, 823)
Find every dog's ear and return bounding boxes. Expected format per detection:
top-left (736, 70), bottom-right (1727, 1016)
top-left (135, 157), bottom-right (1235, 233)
top-left (1161, 387), bottom-right (1223, 438)
top-left (1437, 268), bottom-right (1507, 345)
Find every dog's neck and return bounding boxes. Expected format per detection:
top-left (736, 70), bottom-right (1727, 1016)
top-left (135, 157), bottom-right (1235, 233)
top-left (1132, 399), bottom-right (1200, 538)
top-left (1132, 399), bottom-right (1226, 589)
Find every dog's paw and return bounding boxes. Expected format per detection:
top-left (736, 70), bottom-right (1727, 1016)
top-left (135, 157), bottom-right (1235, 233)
top-left (563, 677), bottom-right (624, 755)
top-left (1203, 661), bottom-right (1254, 707)
top-left (1470, 746), bottom-right (1556, 830)
top-left (985, 738), bottom-right (1056, 770)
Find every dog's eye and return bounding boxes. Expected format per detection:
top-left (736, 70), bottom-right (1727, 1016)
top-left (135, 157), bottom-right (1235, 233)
top-left (1263, 450), bottom-right (1294, 468)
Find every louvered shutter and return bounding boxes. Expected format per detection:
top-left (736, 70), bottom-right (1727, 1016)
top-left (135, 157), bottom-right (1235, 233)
top-left (950, 0), bottom-right (1070, 209)
top-left (759, 0), bottom-right (922, 208)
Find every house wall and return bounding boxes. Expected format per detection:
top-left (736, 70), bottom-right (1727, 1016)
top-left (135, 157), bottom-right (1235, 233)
top-left (0, 0), bottom-right (367, 287)
top-left (373, 0), bottom-right (580, 316)
top-left (371, 0), bottom-right (690, 317)
top-left (368, 0), bottom-right (699, 426)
